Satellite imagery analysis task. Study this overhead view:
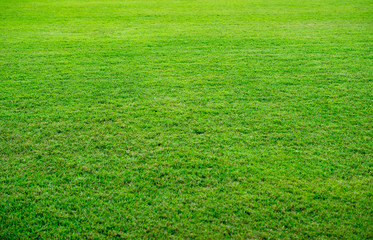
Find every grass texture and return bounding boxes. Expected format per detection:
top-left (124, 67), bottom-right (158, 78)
top-left (1, 0), bottom-right (372, 239)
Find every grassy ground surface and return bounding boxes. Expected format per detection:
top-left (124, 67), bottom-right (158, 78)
top-left (1, 0), bottom-right (372, 239)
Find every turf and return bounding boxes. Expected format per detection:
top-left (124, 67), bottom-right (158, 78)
top-left (0, 0), bottom-right (372, 239)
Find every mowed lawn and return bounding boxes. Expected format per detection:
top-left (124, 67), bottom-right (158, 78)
top-left (0, 0), bottom-right (372, 238)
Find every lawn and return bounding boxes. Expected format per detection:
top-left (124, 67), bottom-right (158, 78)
top-left (0, 0), bottom-right (372, 239)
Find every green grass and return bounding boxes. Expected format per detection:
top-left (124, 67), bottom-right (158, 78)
top-left (1, 0), bottom-right (372, 238)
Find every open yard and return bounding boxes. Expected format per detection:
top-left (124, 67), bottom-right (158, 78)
top-left (1, 0), bottom-right (372, 238)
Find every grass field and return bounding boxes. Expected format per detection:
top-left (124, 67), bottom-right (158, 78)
top-left (1, 0), bottom-right (372, 239)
